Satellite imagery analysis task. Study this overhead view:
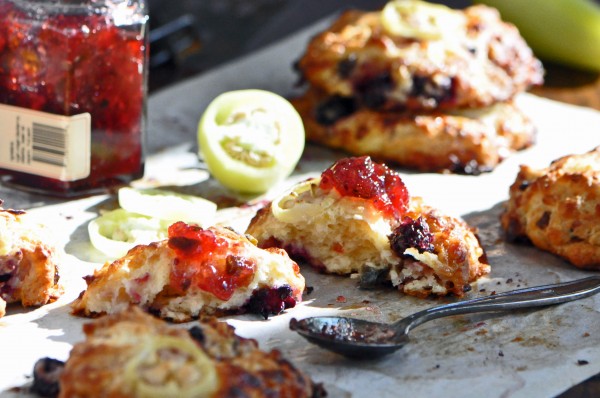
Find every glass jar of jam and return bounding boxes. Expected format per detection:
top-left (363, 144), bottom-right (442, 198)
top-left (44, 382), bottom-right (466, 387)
top-left (0, 0), bottom-right (148, 197)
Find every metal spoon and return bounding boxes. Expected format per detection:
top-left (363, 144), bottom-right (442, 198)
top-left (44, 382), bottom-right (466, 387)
top-left (289, 276), bottom-right (600, 359)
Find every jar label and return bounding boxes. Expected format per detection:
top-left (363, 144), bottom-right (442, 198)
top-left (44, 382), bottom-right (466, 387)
top-left (0, 104), bottom-right (91, 181)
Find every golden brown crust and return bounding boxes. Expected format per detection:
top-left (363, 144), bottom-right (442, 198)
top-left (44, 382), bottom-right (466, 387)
top-left (59, 307), bottom-right (321, 397)
top-left (293, 88), bottom-right (536, 174)
top-left (71, 225), bottom-right (305, 322)
top-left (296, 6), bottom-right (543, 112)
top-left (0, 207), bottom-right (62, 317)
top-left (398, 201), bottom-right (489, 297)
top-left (246, 180), bottom-right (489, 298)
top-left (501, 147), bottom-right (600, 269)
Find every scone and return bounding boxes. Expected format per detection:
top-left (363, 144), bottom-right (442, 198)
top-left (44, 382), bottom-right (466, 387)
top-left (246, 156), bottom-right (489, 297)
top-left (72, 223), bottom-right (305, 321)
top-left (31, 307), bottom-right (325, 398)
top-left (293, 87), bottom-right (536, 174)
top-left (501, 147), bottom-right (600, 269)
top-left (295, 2), bottom-right (543, 112)
top-left (0, 202), bottom-right (62, 317)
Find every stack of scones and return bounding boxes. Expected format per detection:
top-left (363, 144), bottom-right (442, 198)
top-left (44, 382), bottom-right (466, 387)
top-left (292, 0), bottom-right (544, 174)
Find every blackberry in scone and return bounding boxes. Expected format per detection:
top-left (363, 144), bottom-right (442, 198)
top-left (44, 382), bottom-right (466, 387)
top-left (293, 87), bottom-right (536, 174)
top-left (32, 307), bottom-right (325, 398)
top-left (72, 223), bottom-right (305, 321)
top-left (295, 1), bottom-right (543, 112)
top-left (501, 147), bottom-right (600, 269)
top-left (0, 203), bottom-right (62, 318)
top-left (246, 157), bottom-right (489, 298)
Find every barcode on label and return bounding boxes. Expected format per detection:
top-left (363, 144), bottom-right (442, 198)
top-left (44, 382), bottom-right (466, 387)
top-left (0, 103), bottom-right (91, 180)
top-left (32, 122), bottom-right (67, 166)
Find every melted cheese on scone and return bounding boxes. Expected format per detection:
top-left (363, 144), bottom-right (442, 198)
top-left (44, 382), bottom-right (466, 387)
top-left (269, 178), bottom-right (397, 274)
top-left (247, 163), bottom-right (489, 298)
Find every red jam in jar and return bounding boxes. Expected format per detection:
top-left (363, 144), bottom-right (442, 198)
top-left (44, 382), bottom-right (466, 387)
top-left (0, 0), bottom-right (148, 196)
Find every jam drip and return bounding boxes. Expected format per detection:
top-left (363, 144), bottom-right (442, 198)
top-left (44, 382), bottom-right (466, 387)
top-left (245, 285), bottom-right (297, 320)
top-left (319, 156), bottom-right (409, 219)
top-left (167, 222), bottom-right (256, 301)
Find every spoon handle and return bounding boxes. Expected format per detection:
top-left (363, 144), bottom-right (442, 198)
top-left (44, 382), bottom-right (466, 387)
top-left (398, 275), bottom-right (600, 334)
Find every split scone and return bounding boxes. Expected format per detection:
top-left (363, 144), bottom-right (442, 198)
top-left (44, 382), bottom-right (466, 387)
top-left (246, 157), bottom-right (489, 298)
top-left (295, 2), bottom-right (543, 112)
top-left (501, 147), bottom-right (600, 269)
top-left (72, 223), bottom-right (305, 321)
top-left (0, 203), bottom-right (62, 318)
top-left (32, 307), bottom-right (325, 398)
top-left (293, 88), bottom-right (536, 174)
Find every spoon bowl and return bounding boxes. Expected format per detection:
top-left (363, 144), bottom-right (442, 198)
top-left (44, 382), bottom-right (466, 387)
top-left (290, 276), bottom-right (600, 359)
top-left (290, 317), bottom-right (407, 359)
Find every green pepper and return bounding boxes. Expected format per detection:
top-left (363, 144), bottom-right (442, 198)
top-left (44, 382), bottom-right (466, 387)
top-left (475, 0), bottom-right (600, 72)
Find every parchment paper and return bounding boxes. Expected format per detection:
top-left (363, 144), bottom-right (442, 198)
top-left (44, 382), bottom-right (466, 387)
top-left (2, 16), bottom-right (600, 398)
